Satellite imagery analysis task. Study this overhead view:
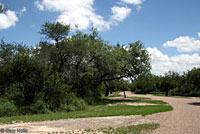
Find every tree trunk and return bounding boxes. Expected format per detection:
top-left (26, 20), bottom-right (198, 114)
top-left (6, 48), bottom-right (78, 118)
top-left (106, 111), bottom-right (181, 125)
top-left (105, 88), bottom-right (109, 96)
top-left (124, 90), bottom-right (126, 98)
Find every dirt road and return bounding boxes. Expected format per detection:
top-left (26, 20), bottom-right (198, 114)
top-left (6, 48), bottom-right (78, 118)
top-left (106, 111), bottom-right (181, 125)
top-left (123, 92), bottom-right (200, 134)
top-left (0, 92), bottom-right (200, 134)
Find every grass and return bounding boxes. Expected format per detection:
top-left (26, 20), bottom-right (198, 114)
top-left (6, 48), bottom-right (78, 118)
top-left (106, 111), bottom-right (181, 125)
top-left (50, 123), bottom-right (160, 134)
top-left (131, 98), bottom-right (168, 105)
top-left (97, 123), bottom-right (159, 134)
top-left (0, 92), bottom-right (173, 124)
top-left (0, 103), bottom-right (172, 124)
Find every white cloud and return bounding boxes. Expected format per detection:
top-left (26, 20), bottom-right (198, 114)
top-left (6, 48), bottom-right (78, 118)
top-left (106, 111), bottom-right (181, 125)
top-left (111, 6), bottom-right (131, 22)
top-left (163, 36), bottom-right (200, 52)
top-left (121, 0), bottom-right (143, 5)
top-left (0, 10), bottom-right (18, 29)
top-left (136, 6), bottom-right (142, 11)
top-left (18, 7), bottom-right (26, 16)
top-left (35, 0), bottom-right (109, 30)
top-left (34, 1), bottom-right (44, 11)
top-left (146, 47), bottom-right (200, 75)
top-left (146, 47), bottom-right (172, 75)
top-left (198, 32), bottom-right (200, 38)
top-left (35, 0), bottom-right (132, 31)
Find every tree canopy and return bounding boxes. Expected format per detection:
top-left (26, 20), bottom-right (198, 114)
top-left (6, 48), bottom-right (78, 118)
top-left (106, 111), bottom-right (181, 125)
top-left (0, 22), bottom-right (151, 116)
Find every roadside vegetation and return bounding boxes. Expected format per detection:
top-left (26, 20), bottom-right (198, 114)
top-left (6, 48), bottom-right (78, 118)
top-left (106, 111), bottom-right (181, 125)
top-left (0, 22), bottom-right (151, 117)
top-left (53, 123), bottom-right (160, 134)
top-left (131, 69), bottom-right (200, 97)
top-left (0, 94), bottom-right (172, 124)
top-left (0, 21), bottom-right (195, 123)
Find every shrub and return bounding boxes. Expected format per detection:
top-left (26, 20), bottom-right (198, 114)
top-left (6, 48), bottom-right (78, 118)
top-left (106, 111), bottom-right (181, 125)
top-left (72, 98), bottom-right (87, 111)
top-left (0, 99), bottom-right (18, 117)
top-left (135, 88), bottom-right (147, 94)
top-left (5, 82), bottom-right (24, 106)
top-left (30, 99), bottom-right (50, 114)
top-left (43, 72), bottom-right (71, 111)
top-left (60, 94), bottom-right (87, 112)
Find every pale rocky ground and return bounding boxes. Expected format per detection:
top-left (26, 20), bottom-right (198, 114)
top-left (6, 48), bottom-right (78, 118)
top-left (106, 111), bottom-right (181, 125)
top-left (0, 91), bottom-right (200, 134)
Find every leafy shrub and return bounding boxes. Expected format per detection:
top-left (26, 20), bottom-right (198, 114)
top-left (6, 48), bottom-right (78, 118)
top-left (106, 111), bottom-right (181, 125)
top-left (169, 88), bottom-right (183, 96)
top-left (30, 99), bottom-right (50, 114)
top-left (72, 98), bottom-right (87, 110)
top-left (190, 88), bottom-right (200, 97)
top-left (0, 99), bottom-right (18, 117)
top-left (5, 83), bottom-right (24, 106)
top-left (60, 94), bottom-right (87, 112)
top-left (43, 72), bottom-right (71, 111)
top-left (135, 88), bottom-right (146, 94)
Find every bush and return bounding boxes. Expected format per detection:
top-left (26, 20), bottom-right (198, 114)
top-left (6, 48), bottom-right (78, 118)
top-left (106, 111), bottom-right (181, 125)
top-left (0, 99), bottom-right (18, 117)
top-left (135, 88), bottom-right (146, 94)
top-left (72, 98), bottom-right (87, 111)
top-left (190, 88), bottom-right (200, 97)
top-left (43, 72), bottom-right (71, 111)
top-left (169, 88), bottom-right (183, 96)
top-left (5, 83), bottom-right (24, 106)
top-left (30, 99), bottom-right (50, 114)
top-left (60, 94), bottom-right (87, 112)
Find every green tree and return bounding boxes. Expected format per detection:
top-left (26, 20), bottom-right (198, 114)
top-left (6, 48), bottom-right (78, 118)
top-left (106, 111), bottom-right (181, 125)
top-left (160, 71), bottom-right (180, 96)
top-left (185, 67), bottom-right (200, 96)
top-left (126, 41), bottom-right (151, 81)
top-left (39, 22), bottom-right (70, 73)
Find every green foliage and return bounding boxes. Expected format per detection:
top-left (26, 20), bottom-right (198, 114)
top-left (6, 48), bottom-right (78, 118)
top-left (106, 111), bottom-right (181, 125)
top-left (30, 99), bottom-right (50, 114)
top-left (60, 98), bottom-right (87, 112)
top-left (127, 41), bottom-right (151, 80)
top-left (10, 55), bottom-right (44, 105)
top-left (0, 103), bottom-right (172, 124)
top-left (43, 72), bottom-right (71, 111)
top-left (132, 74), bottom-right (159, 94)
top-left (6, 83), bottom-right (24, 106)
top-left (0, 22), bottom-right (153, 117)
top-left (132, 68), bottom-right (200, 97)
top-left (40, 22), bottom-right (70, 42)
top-left (0, 99), bottom-right (18, 117)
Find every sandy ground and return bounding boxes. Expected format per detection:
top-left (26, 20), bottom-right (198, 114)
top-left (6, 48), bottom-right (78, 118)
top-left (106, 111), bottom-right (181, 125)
top-left (123, 92), bottom-right (200, 134)
top-left (0, 92), bottom-right (200, 134)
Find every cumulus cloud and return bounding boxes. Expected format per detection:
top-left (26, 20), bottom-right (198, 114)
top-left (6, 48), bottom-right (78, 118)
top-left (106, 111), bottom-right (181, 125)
top-left (0, 10), bottom-right (18, 29)
top-left (0, 3), bottom-right (26, 30)
top-left (146, 47), bottom-right (172, 75)
top-left (35, 0), bottom-right (133, 31)
top-left (121, 0), bottom-right (143, 12)
top-left (198, 32), bottom-right (200, 38)
top-left (121, 0), bottom-right (143, 5)
top-left (146, 47), bottom-right (200, 75)
top-left (163, 36), bottom-right (200, 52)
top-left (111, 6), bottom-right (131, 22)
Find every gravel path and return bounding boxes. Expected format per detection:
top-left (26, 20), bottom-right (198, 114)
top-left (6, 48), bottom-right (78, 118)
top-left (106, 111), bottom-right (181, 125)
top-left (0, 92), bottom-right (200, 134)
top-left (123, 92), bottom-right (200, 134)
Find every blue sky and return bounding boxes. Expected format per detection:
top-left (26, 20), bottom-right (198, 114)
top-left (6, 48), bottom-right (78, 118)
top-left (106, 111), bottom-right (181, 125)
top-left (0, 0), bottom-right (200, 75)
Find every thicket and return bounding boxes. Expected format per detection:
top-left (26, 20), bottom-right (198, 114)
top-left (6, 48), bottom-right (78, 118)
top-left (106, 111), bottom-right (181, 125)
top-left (0, 22), bottom-right (151, 117)
top-left (131, 69), bottom-right (200, 97)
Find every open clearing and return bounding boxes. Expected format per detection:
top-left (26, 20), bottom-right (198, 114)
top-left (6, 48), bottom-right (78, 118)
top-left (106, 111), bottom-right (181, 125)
top-left (0, 92), bottom-right (200, 134)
